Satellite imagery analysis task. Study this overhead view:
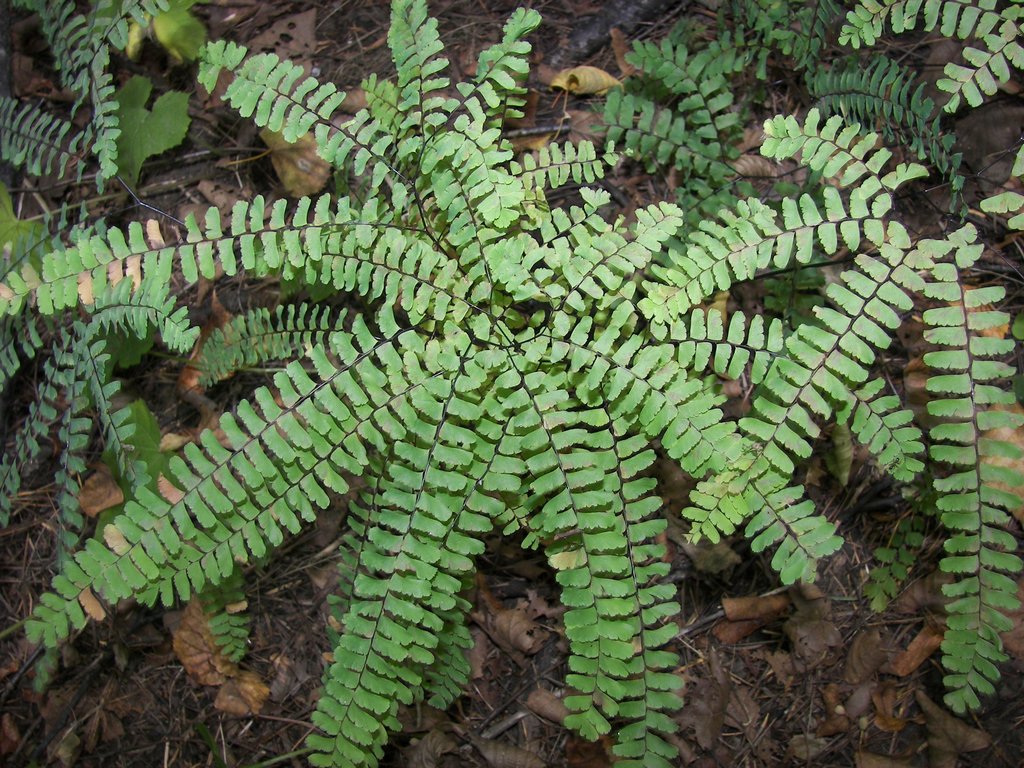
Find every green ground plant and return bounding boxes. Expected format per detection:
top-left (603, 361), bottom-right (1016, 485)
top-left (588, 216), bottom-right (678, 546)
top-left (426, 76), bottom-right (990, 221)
top-left (1, 0), bottom-right (1022, 766)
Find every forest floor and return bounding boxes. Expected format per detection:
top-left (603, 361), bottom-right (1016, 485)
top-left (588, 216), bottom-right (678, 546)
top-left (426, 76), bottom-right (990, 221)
top-left (1, 0), bottom-right (1023, 766)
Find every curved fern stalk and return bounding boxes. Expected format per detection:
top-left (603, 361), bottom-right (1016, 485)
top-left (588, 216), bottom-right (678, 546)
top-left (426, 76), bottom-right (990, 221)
top-left (640, 109), bottom-right (925, 338)
top-left (807, 56), bottom-right (964, 206)
top-left (918, 225), bottom-right (1024, 712)
top-left (840, 0), bottom-right (1024, 111)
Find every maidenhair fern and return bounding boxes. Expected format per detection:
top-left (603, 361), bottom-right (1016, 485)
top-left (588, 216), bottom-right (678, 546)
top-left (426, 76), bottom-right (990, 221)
top-left (2, 0), bottom-right (1023, 765)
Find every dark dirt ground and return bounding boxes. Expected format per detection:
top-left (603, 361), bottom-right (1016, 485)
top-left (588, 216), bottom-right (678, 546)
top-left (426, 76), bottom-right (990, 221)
top-left (1, 1), bottom-right (1023, 766)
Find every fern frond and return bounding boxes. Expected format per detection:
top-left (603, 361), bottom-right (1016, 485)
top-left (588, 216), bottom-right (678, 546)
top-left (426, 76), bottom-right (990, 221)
top-left (0, 98), bottom-right (83, 178)
top-left (808, 56), bottom-right (963, 202)
top-left (470, 7), bottom-right (541, 125)
top-left (865, 514), bottom-right (925, 610)
top-left (918, 225), bottom-right (1024, 712)
top-left (198, 569), bottom-right (250, 663)
top-left (510, 140), bottom-right (612, 191)
top-left (845, 378), bottom-right (925, 482)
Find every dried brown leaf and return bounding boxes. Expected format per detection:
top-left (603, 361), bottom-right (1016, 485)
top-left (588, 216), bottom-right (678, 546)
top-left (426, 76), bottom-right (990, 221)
top-left (260, 129), bottom-right (331, 197)
top-left (816, 683), bottom-right (850, 737)
top-left (406, 729), bottom-right (457, 768)
top-left (788, 734), bottom-right (829, 761)
top-left (214, 669), bottom-right (268, 716)
top-left (469, 733), bottom-right (545, 768)
top-left (883, 622), bottom-right (944, 676)
top-left (916, 690), bottom-right (991, 768)
top-left (525, 687), bottom-right (569, 724)
top-left (871, 682), bottom-right (909, 733)
top-left (550, 65), bottom-right (621, 95)
top-left (78, 465), bottom-right (124, 517)
top-left (893, 570), bottom-right (952, 614)
top-left (172, 600), bottom-right (238, 685)
top-left (680, 539), bottom-right (740, 574)
top-left (78, 588), bottom-right (107, 622)
top-left (678, 649), bottom-right (730, 749)
top-left (0, 713), bottom-right (21, 755)
top-left (855, 752), bottom-right (915, 768)
top-left (609, 28), bottom-right (635, 77)
top-left (491, 606), bottom-right (548, 655)
top-left (722, 593), bottom-right (790, 622)
top-left (783, 584), bottom-right (842, 669)
top-left (844, 629), bottom-right (888, 684)
top-left (999, 577), bottom-right (1024, 659)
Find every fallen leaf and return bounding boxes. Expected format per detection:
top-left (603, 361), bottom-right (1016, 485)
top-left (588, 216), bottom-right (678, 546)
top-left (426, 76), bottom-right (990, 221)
top-left (788, 733), bottom-right (829, 761)
top-left (883, 621), bottom-right (944, 676)
top-left (893, 569), bottom-right (952, 614)
top-left (78, 588), bottom-right (107, 622)
top-left (844, 629), bottom-right (888, 684)
top-left (214, 669), bottom-right (268, 716)
top-left (816, 683), bottom-right (850, 737)
top-left (999, 577), bottom-right (1024, 659)
top-left (469, 733), bottom-right (545, 768)
top-left (916, 690), bottom-right (991, 768)
top-left (260, 128), bottom-right (331, 197)
top-left (550, 65), bottom-right (621, 95)
top-left (406, 729), bottom-right (457, 768)
top-left (172, 600), bottom-right (238, 685)
top-left (871, 682), bottom-right (909, 733)
top-left (78, 466), bottom-right (124, 517)
top-left (783, 583), bottom-right (843, 670)
top-left (855, 752), bottom-right (915, 768)
top-left (722, 593), bottom-right (791, 622)
top-left (482, 605), bottom-right (548, 657)
top-left (677, 648), bottom-right (730, 749)
top-left (0, 713), bottom-right (21, 755)
top-left (609, 28), bottom-right (635, 77)
top-left (680, 539), bottom-right (741, 574)
top-left (566, 733), bottom-right (613, 768)
top-left (526, 687), bottom-right (569, 724)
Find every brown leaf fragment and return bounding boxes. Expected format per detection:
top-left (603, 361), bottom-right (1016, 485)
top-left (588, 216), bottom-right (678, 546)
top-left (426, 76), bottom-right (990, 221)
top-left (172, 600), bottom-right (238, 685)
top-left (883, 622), bottom-right (944, 677)
top-left (469, 733), bottom-right (545, 768)
top-left (722, 593), bottom-right (791, 622)
top-left (784, 584), bottom-right (842, 669)
top-left (999, 577), bottom-right (1024, 659)
top-left (845, 682), bottom-right (875, 719)
top-left (0, 713), bottom-right (21, 755)
top-left (788, 734), bottom-right (830, 761)
top-left (78, 588), bottom-right (107, 622)
top-left (916, 690), bottom-right (991, 768)
top-left (78, 466), bottom-right (124, 517)
top-left (712, 617), bottom-right (766, 644)
top-left (566, 733), bottom-right (613, 768)
top-left (260, 128), bottom-right (331, 197)
top-left (844, 629), bottom-right (889, 684)
top-left (214, 669), bottom-right (268, 716)
top-left (609, 28), bottom-right (636, 77)
top-left (871, 682), bottom-right (909, 733)
top-left (678, 649), bottom-right (731, 749)
top-left (855, 752), bottom-right (915, 768)
top-left (816, 683), bottom-right (850, 737)
top-left (491, 606), bottom-right (548, 655)
top-left (525, 687), bottom-right (569, 724)
top-left (680, 539), bottom-right (740, 574)
top-left (893, 569), bottom-right (952, 614)
top-left (406, 729), bottom-right (457, 768)
top-left (550, 65), bottom-right (621, 95)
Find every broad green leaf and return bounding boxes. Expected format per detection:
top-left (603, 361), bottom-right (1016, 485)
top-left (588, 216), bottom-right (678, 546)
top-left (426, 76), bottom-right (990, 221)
top-left (113, 76), bottom-right (192, 187)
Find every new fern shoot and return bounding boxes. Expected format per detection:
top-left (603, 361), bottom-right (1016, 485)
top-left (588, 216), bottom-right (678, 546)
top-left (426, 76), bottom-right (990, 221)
top-left (0, 0), bottom-right (1022, 766)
